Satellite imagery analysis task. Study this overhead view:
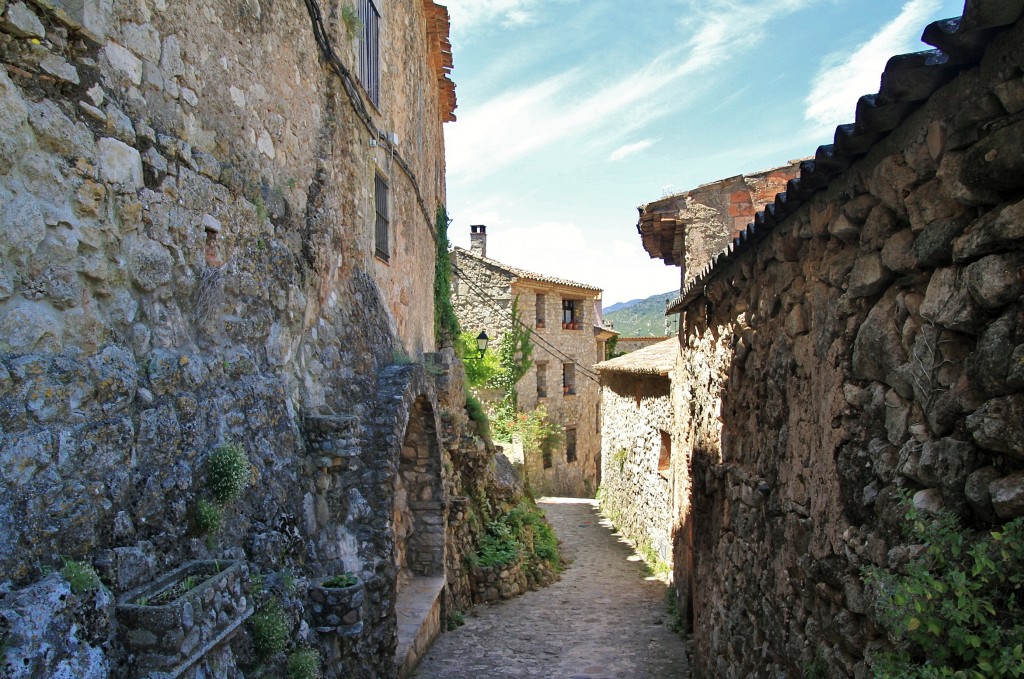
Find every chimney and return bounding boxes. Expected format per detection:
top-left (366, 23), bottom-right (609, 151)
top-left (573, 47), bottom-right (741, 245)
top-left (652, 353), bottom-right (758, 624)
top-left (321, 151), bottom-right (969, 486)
top-left (470, 224), bottom-right (487, 258)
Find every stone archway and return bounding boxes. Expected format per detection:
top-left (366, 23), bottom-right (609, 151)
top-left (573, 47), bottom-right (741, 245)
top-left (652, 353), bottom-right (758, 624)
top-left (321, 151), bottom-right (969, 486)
top-left (393, 395), bottom-right (445, 590)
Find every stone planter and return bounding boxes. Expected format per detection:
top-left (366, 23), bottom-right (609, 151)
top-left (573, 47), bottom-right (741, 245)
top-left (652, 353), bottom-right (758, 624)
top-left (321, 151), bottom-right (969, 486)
top-left (116, 559), bottom-right (251, 678)
top-left (309, 576), bottom-right (365, 637)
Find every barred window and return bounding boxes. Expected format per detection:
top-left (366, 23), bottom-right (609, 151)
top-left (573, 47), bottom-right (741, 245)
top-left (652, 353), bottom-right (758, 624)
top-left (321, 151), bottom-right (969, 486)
top-left (374, 174), bottom-right (389, 261)
top-left (358, 0), bottom-right (380, 106)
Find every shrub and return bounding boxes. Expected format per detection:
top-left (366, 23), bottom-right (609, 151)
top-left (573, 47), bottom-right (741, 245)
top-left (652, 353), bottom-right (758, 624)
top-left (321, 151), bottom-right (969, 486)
top-left (863, 494), bottom-right (1024, 677)
top-left (457, 331), bottom-right (500, 387)
top-left (195, 498), bottom-right (224, 534)
top-left (465, 391), bottom-right (490, 439)
top-left (207, 442), bottom-right (251, 505)
top-left (286, 647), bottom-right (322, 679)
top-left (61, 560), bottom-right (100, 594)
top-left (446, 610), bottom-right (465, 631)
top-left (250, 600), bottom-right (290, 660)
top-left (477, 531), bottom-right (520, 568)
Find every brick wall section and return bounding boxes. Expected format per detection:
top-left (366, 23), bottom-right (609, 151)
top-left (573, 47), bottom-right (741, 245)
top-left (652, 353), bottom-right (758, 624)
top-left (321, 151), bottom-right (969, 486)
top-left (638, 161), bottom-right (802, 284)
top-left (669, 17), bottom-right (1024, 677)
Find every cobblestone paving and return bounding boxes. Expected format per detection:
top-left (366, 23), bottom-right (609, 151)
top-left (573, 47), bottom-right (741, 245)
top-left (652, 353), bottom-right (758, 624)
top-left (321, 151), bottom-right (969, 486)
top-left (412, 498), bottom-right (690, 678)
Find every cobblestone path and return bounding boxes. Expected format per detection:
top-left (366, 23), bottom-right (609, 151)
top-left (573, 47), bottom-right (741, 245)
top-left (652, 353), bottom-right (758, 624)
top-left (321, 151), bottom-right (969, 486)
top-left (412, 498), bottom-right (690, 678)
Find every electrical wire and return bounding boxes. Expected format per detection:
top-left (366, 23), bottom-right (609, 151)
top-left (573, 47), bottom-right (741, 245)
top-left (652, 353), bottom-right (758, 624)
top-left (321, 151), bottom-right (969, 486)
top-left (301, 0), bottom-right (438, 244)
top-left (450, 261), bottom-right (603, 385)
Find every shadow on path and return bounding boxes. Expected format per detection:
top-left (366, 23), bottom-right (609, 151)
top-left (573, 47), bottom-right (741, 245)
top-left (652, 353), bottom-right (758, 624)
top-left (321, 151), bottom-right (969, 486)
top-left (412, 498), bottom-right (690, 678)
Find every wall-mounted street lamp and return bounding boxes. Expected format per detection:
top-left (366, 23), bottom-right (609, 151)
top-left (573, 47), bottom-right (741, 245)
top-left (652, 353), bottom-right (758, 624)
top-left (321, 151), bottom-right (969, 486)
top-left (475, 331), bottom-right (489, 358)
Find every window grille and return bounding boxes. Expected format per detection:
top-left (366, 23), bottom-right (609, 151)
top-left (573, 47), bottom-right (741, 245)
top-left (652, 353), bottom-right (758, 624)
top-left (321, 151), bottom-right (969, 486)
top-left (358, 0), bottom-right (380, 106)
top-left (374, 174), bottom-right (389, 261)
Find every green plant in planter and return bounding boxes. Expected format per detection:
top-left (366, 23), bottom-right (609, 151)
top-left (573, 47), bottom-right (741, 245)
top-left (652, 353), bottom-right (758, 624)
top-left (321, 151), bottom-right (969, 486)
top-left (61, 559), bottom-right (101, 594)
top-left (322, 572), bottom-right (358, 588)
top-left (207, 442), bottom-right (251, 505)
top-left (195, 498), bottom-right (224, 535)
top-left (286, 647), bottom-right (323, 679)
top-left (250, 599), bottom-right (290, 660)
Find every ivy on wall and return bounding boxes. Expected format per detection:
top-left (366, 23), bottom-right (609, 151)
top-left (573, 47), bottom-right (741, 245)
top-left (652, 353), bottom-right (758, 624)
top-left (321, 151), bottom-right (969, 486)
top-left (434, 205), bottom-right (461, 347)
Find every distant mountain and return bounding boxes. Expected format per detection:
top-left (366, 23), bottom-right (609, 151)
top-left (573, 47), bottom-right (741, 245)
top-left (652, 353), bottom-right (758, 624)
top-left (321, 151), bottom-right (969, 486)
top-left (603, 297), bottom-right (647, 314)
top-left (603, 290), bottom-right (677, 337)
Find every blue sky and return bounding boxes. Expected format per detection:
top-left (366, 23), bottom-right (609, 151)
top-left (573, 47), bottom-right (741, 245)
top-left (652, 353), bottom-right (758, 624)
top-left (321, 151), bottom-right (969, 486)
top-left (442, 0), bottom-right (965, 306)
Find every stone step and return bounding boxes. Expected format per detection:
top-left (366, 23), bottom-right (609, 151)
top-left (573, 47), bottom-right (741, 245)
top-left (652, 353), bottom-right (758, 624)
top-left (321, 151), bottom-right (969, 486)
top-left (394, 575), bottom-right (446, 679)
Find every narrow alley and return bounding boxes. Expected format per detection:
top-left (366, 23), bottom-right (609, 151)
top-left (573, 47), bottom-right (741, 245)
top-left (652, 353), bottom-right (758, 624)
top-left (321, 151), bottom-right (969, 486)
top-left (413, 499), bottom-right (690, 679)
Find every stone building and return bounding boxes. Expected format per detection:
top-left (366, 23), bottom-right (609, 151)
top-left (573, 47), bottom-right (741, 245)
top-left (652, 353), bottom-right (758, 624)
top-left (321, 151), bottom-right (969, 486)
top-left (594, 338), bottom-right (679, 564)
top-left (622, 2), bottom-right (1024, 676)
top-left (638, 160), bottom-right (802, 287)
top-left (0, 0), bottom-right (513, 677)
top-left (613, 335), bottom-right (671, 355)
top-left (450, 225), bottom-right (613, 497)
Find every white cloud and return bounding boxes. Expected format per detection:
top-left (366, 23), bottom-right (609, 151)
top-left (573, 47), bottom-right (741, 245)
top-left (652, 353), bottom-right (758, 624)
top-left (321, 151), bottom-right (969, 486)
top-left (804, 0), bottom-right (941, 132)
top-left (608, 139), bottom-right (657, 162)
top-left (447, 0), bottom-right (815, 185)
top-left (444, 0), bottom-right (541, 34)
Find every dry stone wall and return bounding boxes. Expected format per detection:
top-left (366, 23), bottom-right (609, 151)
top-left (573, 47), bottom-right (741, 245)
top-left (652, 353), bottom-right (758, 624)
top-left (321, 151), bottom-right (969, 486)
top-left (0, 0), bottom-right (456, 675)
top-left (672, 18), bottom-right (1024, 677)
top-left (598, 371), bottom-right (675, 564)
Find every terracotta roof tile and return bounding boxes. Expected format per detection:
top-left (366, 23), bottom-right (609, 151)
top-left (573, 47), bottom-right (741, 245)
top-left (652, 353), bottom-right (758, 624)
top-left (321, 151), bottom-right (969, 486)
top-left (661, 0), bottom-right (1023, 315)
top-left (453, 247), bottom-right (603, 294)
top-left (594, 338), bottom-right (679, 376)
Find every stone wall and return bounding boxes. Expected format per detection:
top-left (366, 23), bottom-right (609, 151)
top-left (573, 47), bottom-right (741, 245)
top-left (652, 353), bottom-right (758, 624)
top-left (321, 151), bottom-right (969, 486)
top-left (615, 336), bottom-right (669, 355)
top-left (668, 16), bottom-right (1024, 677)
top-left (0, 0), bottom-right (460, 675)
top-left (598, 371), bottom-right (675, 564)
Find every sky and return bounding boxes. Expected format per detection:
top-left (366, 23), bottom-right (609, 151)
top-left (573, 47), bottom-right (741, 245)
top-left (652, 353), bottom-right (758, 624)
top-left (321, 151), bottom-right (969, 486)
top-left (440, 0), bottom-right (965, 307)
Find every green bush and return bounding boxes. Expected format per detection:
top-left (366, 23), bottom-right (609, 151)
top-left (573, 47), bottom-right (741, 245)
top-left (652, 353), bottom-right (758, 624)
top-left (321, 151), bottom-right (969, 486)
top-left (286, 647), bottom-right (322, 679)
top-left (863, 494), bottom-right (1024, 678)
top-left (195, 498), bottom-right (224, 534)
top-left (457, 331), bottom-right (500, 387)
top-left (465, 391), bottom-right (490, 439)
top-left (477, 530), bottom-right (520, 568)
top-left (250, 600), bottom-right (290, 660)
top-left (207, 442), bottom-right (251, 505)
top-left (446, 610), bottom-right (465, 631)
top-left (61, 560), bottom-right (100, 594)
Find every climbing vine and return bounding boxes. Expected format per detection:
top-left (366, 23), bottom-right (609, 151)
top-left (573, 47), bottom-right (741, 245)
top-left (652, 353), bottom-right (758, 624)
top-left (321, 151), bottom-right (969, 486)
top-left (434, 205), bottom-right (461, 347)
top-left (486, 296), bottom-right (533, 407)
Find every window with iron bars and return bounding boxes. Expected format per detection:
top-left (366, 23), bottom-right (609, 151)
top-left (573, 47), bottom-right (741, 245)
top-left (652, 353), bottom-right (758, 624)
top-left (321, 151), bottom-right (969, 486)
top-left (358, 0), bottom-right (380, 107)
top-left (374, 174), bottom-right (389, 261)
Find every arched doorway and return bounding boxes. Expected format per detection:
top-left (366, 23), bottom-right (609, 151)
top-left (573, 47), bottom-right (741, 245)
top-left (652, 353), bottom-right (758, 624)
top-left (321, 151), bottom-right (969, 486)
top-left (393, 395), bottom-right (445, 589)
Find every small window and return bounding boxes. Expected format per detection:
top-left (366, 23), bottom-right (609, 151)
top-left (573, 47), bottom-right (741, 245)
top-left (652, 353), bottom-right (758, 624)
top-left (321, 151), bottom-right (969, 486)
top-left (358, 0), bottom-right (380, 106)
top-left (536, 362), bottom-right (547, 398)
top-left (562, 299), bottom-right (578, 328)
top-left (566, 427), bottom-right (577, 463)
top-left (562, 363), bottom-right (575, 396)
top-left (542, 446), bottom-right (552, 469)
top-left (658, 430), bottom-right (671, 479)
top-left (536, 294), bottom-right (546, 328)
top-left (374, 174), bottom-right (389, 261)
